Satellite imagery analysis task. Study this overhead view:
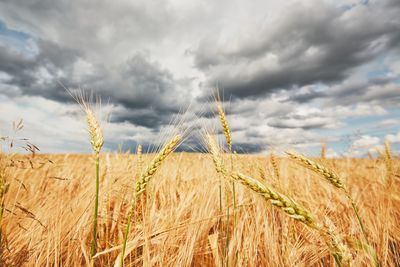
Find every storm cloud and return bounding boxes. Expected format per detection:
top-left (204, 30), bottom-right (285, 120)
top-left (194, 0), bottom-right (400, 99)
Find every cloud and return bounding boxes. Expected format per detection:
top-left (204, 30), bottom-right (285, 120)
top-left (343, 134), bottom-right (382, 157)
top-left (0, 0), bottom-right (199, 130)
top-left (0, 39), bottom-right (81, 101)
top-left (0, 38), bottom-right (191, 129)
top-left (284, 75), bottom-right (400, 110)
top-left (268, 117), bottom-right (335, 130)
top-left (386, 131), bottom-right (400, 143)
top-left (352, 135), bottom-right (380, 148)
top-left (193, 0), bottom-right (400, 99)
top-left (326, 77), bottom-right (400, 106)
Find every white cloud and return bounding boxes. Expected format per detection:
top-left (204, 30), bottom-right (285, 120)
top-left (352, 135), bottom-right (380, 148)
top-left (386, 131), bottom-right (400, 143)
top-left (326, 148), bottom-right (339, 158)
top-left (345, 135), bottom-right (383, 157)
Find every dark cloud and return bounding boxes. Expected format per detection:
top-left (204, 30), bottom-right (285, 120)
top-left (329, 81), bottom-right (400, 106)
top-left (284, 76), bottom-right (400, 106)
top-left (283, 88), bottom-right (326, 103)
top-left (0, 0), bottom-right (187, 128)
top-left (268, 113), bottom-right (336, 130)
top-left (0, 38), bottom-right (188, 129)
top-left (110, 107), bottom-right (173, 129)
top-left (0, 40), bottom-right (80, 101)
top-left (231, 143), bottom-right (263, 154)
top-left (194, 0), bottom-right (400, 99)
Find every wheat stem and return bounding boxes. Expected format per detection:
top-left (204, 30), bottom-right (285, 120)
top-left (91, 153), bottom-right (100, 257)
top-left (84, 107), bottom-right (104, 259)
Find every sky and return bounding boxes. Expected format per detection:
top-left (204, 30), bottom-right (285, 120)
top-left (0, 0), bottom-right (399, 156)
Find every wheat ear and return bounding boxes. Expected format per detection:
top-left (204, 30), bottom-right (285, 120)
top-left (230, 171), bottom-right (351, 265)
top-left (216, 103), bottom-right (232, 152)
top-left (271, 152), bottom-right (280, 180)
top-left (86, 109), bottom-right (104, 155)
top-left (136, 144), bottom-right (142, 178)
top-left (135, 135), bottom-right (181, 194)
top-left (286, 152), bottom-right (344, 189)
top-left (321, 143), bottom-right (326, 159)
top-left (384, 140), bottom-right (393, 185)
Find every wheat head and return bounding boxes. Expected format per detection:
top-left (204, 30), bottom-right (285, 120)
top-left (136, 144), bottom-right (143, 176)
top-left (216, 103), bottom-right (232, 152)
top-left (86, 108), bottom-right (104, 154)
top-left (384, 140), bottom-right (393, 184)
top-left (135, 135), bottom-right (181, 195)
top-left (286, 151), bottom-right (344, 189)
top-left (321, 143), bottom-right (326, 159)
top-left (270, 153), bottom-right (280, 180)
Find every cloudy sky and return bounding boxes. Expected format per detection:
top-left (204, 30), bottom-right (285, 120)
top-left (0, 0), bottom-right (399, 156)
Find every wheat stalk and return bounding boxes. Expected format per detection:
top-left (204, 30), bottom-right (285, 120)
top-left (120, 135), bottom-right (181, 267)
top-left (286, 151), bottom-right (380, 266)
top-left (66, 90), bottom-right (105, 259)
top-left (82, 106), bottom-right (104, 259)
top-left (207, 135), bottom-right (351, 266)
top-left (215, 100), bottom-right (237, 216)
top-left (215, 99), bottom-right (236, 222)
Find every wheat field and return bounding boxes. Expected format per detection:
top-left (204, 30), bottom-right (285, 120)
top-left (1, 151), bottom-right (399, 266)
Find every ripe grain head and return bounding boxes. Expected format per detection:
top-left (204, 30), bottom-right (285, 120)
top-left (286, 151), bottom-right (345, 189)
